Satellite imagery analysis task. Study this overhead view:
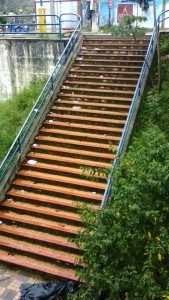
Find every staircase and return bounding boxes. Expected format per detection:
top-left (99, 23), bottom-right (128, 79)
top-left (0, 35), bottom-right (150, 282)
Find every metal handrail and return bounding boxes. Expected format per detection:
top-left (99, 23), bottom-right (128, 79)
top-left (0, 13), bottom-right (78, 37)
top-left (0, 13), bottom-right (81, 182)
top-left (157, 10), bottom-right (169, 30)
top-left (100, 23), bottom-right (159, 209)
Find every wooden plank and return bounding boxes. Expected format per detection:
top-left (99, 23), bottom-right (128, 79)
top-left (26, 150), bottom-right (112, 168)
top-left (2, 201), bottom-right (81, 223)
top-left (7, 189), bottom-right (99, 210)
top-left (43, 119), bottom-right (123, 134)
top-left (0, 225), bottom-right (78, 250)
top-left (39, 127), bottom-right (121, 142)
top-left (35, 135), bottom-right (118, 149)
top-left (17, 170), bottom-right (106, 190)
top-left (0, 251), bottom-right (78, 281)
top-left (30, 143), bottom-right (115, 160)
top-left (60, 86), bottom-right (134, 95)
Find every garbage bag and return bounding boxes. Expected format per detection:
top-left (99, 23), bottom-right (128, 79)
top-left (19, 280), bottom-right (76, 300)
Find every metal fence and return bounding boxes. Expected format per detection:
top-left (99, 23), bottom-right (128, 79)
top-left (0, 12), bottom-right (79, 38)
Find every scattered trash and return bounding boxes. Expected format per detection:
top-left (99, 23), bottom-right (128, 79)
top-left (92, 192), bottom-right (96, 194)
top-left (28, 160), bottom-right (37, 165)
top-left (0, 221), bottom-right (3, 225)
top-left (33, 144), bottom-right (37, 147)
top-left (49, 120), bottom-right (54, 123)
top-left (72, 106), bottom-right (81, 110)
top-left (7, 198), bottom-right (14, 202)
top-left (19, 280), bottom-right (77, 300)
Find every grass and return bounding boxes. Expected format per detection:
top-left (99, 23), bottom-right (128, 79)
top-left (0, 76), bottom-right (47, 164)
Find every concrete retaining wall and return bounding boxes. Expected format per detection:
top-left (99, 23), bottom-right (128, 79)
top-left (0, 39), bottom-right (66, 101)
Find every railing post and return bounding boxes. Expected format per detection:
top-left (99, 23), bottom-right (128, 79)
top-left (51, 76), bottom-right (54, 91)
top-left (18, 137), bottom-right (21, 153)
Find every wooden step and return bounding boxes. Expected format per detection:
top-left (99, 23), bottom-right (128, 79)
top-left (0, 237), bottom-right (79, 266)
top-left (72, 63), bottom-right (142, 70)
top-left (67, 74), bottom-right (138, 83)
top-left (57, 93), bottom-right (132, 102)
top-left (7, 189), bottom-right (99, 210)
top-left (0, 211), bottom-right (80, 236)
top-left (43, 119), bottom-right (124, 134)
top-left (0, 249), bottom-right (78, 281)
top-left (39, 127), bottom-right (121, 142)
top-left (78, 53), bottom-right (145, 59)
top-left (80, 48), bottom-right (147, 54)
top-left (30, 143), bottom-right (115, 161)
top-left (16, 170), bottom-right (106, 191)
top-left (35, 135), bottom-right (119, 149)
top-left (47, 112), bottom-right (126, 126)
top-left (60, 87), bottom-right (134, 96)
top-left (0, 224), bottom-right (79, 251)
top-left (26, 150), bottom-right (112, 168)
top-left (2, 201), bottom-right (82, 223)
top-left (22, 160), bottom-right (108, 180)
top-left (64, 79), bottom-right (136, 89)
top-left (69, 68), bottom-right (140, 77)
top-left (75, 58), bottom-right (144, 65)
top-left (12, 179), bottom-right (103, 202)
top-left (53, 100), bottom-right (130, 110)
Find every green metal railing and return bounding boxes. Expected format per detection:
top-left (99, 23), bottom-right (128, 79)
top-left (0, 13), bottom-right (79, 38)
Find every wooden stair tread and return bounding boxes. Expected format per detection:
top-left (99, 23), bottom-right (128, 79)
top-left (39, 127), bottom-right (121, 141)
top-left (17, 169), bottom-right (106, 190)
top-left (12, 179), bottom-right (103, 201)
top-left (43, 119), bottom-right (123, 133)
top-left (80, 48), bottom-right (147, 53)
top-left (47, 112), bottom-right (126, 125)
top-left (2, 201), bottom-right (81, 223)
top-left (52, 106), bottom-right (129, 115)
top-left (55, 100), bottom-right (131, 107)
top-left (60, 86), bottom-right (134, 95)
top-left (78, 53), bottom-right (145, 58)
top-left (7, 189), bottom-right (99, 210)
top-left (64, 80), bottom-right (136, 88)
top-left (30, 143), bottom-right (115, 160)
top-left (0, 211), bottom-right (80, 235)
top-left (0, 249), bottom-right (78, 281)
top-left (26, 151), bottom-right (112, 168)
top-left (70, 69), bottom-right (140, 75)
top-left (22, 160), bottom-right (108, 179)
top-left (0, 224), bottom-right (78, 250)
top-left (76, 58), bottom-right (144, 63)
top-left (0, 237), bottom-right (78, 265)
top-left (67, 74), bottom-right (138, 82)
top-left (35, 135), bottom-right (118, 149)
top-left (57, 93), bottom-right (132, 102)
top-left (72, 63), bottom-right (142, 69)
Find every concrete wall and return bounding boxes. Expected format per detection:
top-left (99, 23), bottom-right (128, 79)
top-left (0, 39), bottom-right (66, 101)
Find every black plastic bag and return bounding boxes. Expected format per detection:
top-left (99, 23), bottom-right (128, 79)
top-left (19, 280), bottom-right (75, 300)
